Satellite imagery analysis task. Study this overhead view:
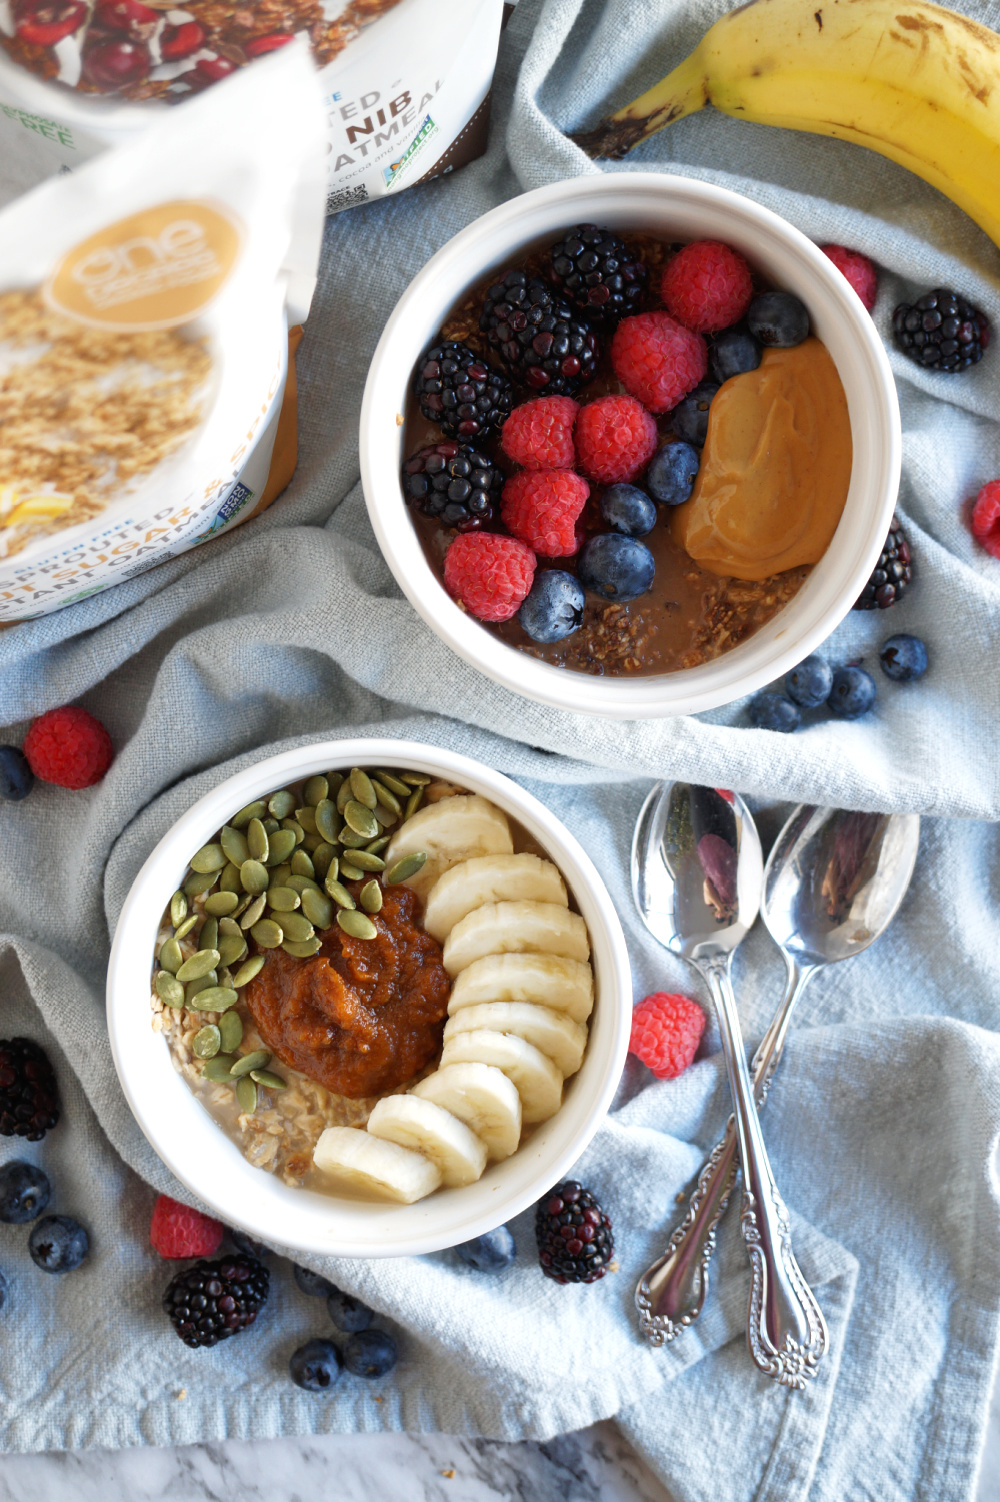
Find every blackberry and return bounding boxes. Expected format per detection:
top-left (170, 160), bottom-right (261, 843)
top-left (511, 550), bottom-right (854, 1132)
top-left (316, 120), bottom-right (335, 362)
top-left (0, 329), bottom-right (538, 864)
top-left (402, 441), bottom-right (502, 531)
top-left (0, 1038), bottom-right (60, 1141)
top-left (413, 341), bottom-right (512, 441)
top-left (854, 515), bottom-right (913, 609)
top-left (163, 1254), bottom-right (269, 1348)
top-left (480, 271), bottom-right (599, 394)
top-left (535, 1180), bottom-right (613, 1284)
top-left (547, 224), bottom-right (646, 324)
top-left (892, 288), bottom-right (988, 371)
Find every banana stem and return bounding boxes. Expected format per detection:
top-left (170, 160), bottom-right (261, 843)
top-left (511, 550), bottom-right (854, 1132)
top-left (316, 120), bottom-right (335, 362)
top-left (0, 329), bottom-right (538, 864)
top-left (571, 49), bottom-right (708, 159)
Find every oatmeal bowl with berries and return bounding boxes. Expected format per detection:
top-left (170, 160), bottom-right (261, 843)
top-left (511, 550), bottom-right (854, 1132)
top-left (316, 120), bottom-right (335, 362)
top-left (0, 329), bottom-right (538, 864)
top-left (106, 738), bottom-right (631, 1258)
top-left (360, 173), bottom-right (902, 718)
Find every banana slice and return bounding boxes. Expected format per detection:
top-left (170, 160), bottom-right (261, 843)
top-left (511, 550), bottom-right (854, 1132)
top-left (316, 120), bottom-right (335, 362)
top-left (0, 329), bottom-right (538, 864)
top-left (384, 795), bottom-right (513, 901)
top-left (448, 952), bottom-right (595, 1023)
top-left (442, 900), bottom-right (590, 976)
top-left (423, 854), bottom-right (568, 944)
top-left (444, 1002), bottom-right (587, 1077)
top-left (366, 1095), bottom-right (487, 1188)
top-left (411, 1062), bottom-right (521, 1161)
top-left (441, 1028), bottom-right (563, 1124)
top-left (313, 1125), bottom-right (442, 1203)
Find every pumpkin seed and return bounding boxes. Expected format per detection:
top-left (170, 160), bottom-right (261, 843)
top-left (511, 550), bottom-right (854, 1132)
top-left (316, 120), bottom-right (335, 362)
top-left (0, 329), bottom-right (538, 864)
top-left (174, 912), bottom-right (199, 941)
top-left (240, 858), bottom-right (269, 895)
top-left (344, 849), bottom-right (385, 873)
top-left (231, 895), bottom-right (252, 919)
top-left (324, 876), bottom-right (355, 910)
top-left (219, 862), bottom-right (243, 894)
top-left (281, 911), bottom-right (316, 943)
top-left (252, 918), bottom-right (283, 949)
top-left (266, 828), bottom-right (297, 866)
top-left (232, 954), bottom-right (266, 988)
top-left (268, 863), bottom-right (291, 889)
top-left (281, 817), bottom-right (305, 846)
top-left (290, 849), bottom-right (315, 878)
top-left (400, 771), bottom-right (431, 786)
top-left (386, 851), bottom-right (427, 885)
top-left (327, 770), bottom-right (345, 794)
top-left (373, 804), bottom-right (397, 830)
top-left (158, 936), bottom-right (183, 974)
top-left (191, 842), bottom-right (227, 873)
top-left (295, 806), bottom-right (318, 835)
top-left (231, 1049), bottom-right (270, 1078)
top-left (303, 774), bottom-right (329, 807)
top-left (170, 890), bottom-right (188, 927)
top-left (193, 1025), bottom-right (221, 1060)
top-left (196, 916), bottom-right (216, 950)
top-left (376, 770), bottom-right (411, 797)
top-left (286, 872), bottom-right (320, 894)
top-left (312, 843), bottom-right (336, 879)
top-left (219, 915), bottom-right (242, 936)
top-left (404, 787), bottom-right (424, 820)
top-left (205, 889), bottom-right (240, 916)
top-left (246, 817), bottom-right (269, 863)
top-left (300, 888), bottom-right (333, 928)
top-left (251, 1068), bottom-right (287, 1091)
top-left (262, 817), bottom-right (280, 834)
top-left (220, 825), bottom-right (250, 866)
top-left (302, 831), bottom-right (323, 854)
top-left (372, 780), bottom-right (402, 816)
top-left (176, 947), bottom-right (221, 982)
top-left (155, 970), bottom-right (185, 1006)
top-left (268, 789), bottom-right (296, 819)
top-left (217, 934), bottom-right (247, 968)
top-left (366, 836), bottom-right (390, 855)
top-left (267, 886), bottom-right (300, 912)
top-left (185, 973), bottom-right (216, 1005)
top-left (183, 870), bottom-right (219, 897)
top-left (219, 1010), bottom-right (243, 1052)
top-left (231, 800), bottom-right (267, 829)
top-left (282, 937), bottom-right (323, 957)
top-left (340, 861), bottom-right (364, 881)
top-left (337, 909), bottom-right (377, 940)
top-left (236, 1077), bottom-right (257, 1114)
top-left (344, 800), bottom-right (378, 839)
top-left (188, 985), bottom-right (238, 1013)
top-left (360, 880), bottom-right (383, 914)
top-left (239, 894), bottom-right (267, 929)
top-left (339, 826), bottom-right (368, 849)
top-left (314, 798), bottom-right (338, 843)
top-left (203, 1054), bottom-right (237, 1081)
top-left (350, 768), bottom-right (378, 810)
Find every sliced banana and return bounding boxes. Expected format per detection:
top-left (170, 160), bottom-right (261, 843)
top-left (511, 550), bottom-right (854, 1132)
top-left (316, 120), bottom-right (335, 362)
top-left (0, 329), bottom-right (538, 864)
top-left (384, 794), bottom-right (513, 901)
top-left (448, 952), bottom-right (595, 1024)
top-left (443, 1002), bottom-right (587, 1077)
top-left (411, 1061), bottom-right (521, 1161)
top-left (442, 900), bottom-right (590, 976)
top-left (441, 1028), bottom-right (563, 1124)
top-left (313, 1125), bottom-right (442, 1203)
top-left (423, 854), bottom-right (568, 944)
top-left (367, 1094), bottom-right (487, 1188)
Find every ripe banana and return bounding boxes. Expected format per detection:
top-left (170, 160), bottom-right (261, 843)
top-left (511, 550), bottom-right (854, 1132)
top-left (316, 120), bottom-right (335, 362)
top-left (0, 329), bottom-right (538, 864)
top-left (411, 1061), bottom-right (522, 1160)
top-left (313, 1125), bottom-right (443, 1202)
top-left (384, 794), bottom-right (513, 901)
top-left (443, 1002), bottom-right (588, 1077)
top-left (366, 1095), bottom-right (488, 1187)
top-left (441, 1028), bottom-right (564, 1123)
top-left (572, 0), bottom-right (1000, 249)
top-left (448, 952), bottom-right (595, 1023)
top-left (423, 853), bottom-right (568, 944)
top-left (442, 900), bottom-right (591, 976)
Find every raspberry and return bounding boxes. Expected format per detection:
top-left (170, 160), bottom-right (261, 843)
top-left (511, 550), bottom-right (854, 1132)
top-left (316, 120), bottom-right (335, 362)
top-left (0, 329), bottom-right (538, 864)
top-left (629, 992), bottom-right (705, 1079)
top-left (611, 312), bottom-right (707, 414)
top-left (501, 470), bottom-right (589, 558)
top-left (150, 1194), bottom-right (224, 1260)
top-left (23, 705), bottom-right (113, 789)
top-left (971, 479), bottom-right (1000, 559)
top-left (575, 394), bottom-right (657, 484)
top-left (443, 533), bottom-right (536, 622)
top-left (661, 240), bottom-right (753, 334)
top-left (821, 245), bottom-right (878, 312)
top-left (501, 397), bottom-right (579, 470)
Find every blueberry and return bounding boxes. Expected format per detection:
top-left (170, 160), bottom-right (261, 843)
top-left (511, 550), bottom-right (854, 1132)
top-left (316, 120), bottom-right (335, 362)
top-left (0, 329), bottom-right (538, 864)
top-left (289, 1338), bottom-right (343, 1392)
top-left (785, 655), bottom-right (833, 709)
top-left (599, 484), bottom-right (656, 537)
top-left (229, 1229), bottom-right (269, 1259)
top-left (455, 1225), bottom-right (516, 1272)
top-left (0, 1269), bottom-right (7, 1313)
top-left (294, 1263), bottom-right (335, 1298)
top-left (0, 1162), bottom-right (51, 1224)
top-left (344, 1327), bottom-right (397, 1379)
top-left (327, 1287), bottom-right (374, 1333)
top-left (578, 534), bottom-right (655, 601)
top-left (828, 665), bottom-right (877, 719)
top-left (518, 570), bottom-right (585, 643)
top-left (710, 326), bottom-right (762, 383)
top-left (879, 634), bottom-right (928, 682)
top-left (28, 1215), bottom-right (88, 1273)
top-left (748, 693), bottom-right (801, 732)
top-left (0, 747), bottom-right (32, 802)
top-left (646, 442), bottom-right (699, 506)
top-left (748, 291), bottom-right (810, 347)
top-left (671, 382), bottom-right (719, 446)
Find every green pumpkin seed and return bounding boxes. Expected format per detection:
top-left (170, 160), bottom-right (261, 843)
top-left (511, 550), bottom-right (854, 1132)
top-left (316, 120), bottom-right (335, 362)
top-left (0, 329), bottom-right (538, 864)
top-left (267, 886), bottom-right (300, 912)
top-left (325, 877), bottom-right (355, 910)
top-left (231, 799), bottom-right (267, 829)
top-left (339, 826), bottom-right (368, 849)
top-left (176, 947), bottom-right (221, 982)
top-left (218, 915), bottom-right (242, 936)
top-left (158, 936), bottom-right (183, 973)
top-left (231, 895), bottom-right (252, 919)
top-left (220, 825), bottom-right (250, 866)
top-left (266, 828), bottom-right (297, 866)
top-left (360, 880), bottom-right (383, 914)
top-left (170, 890), bottom-right (188, 927)
top-left (404, 787), bottom-right (424, 820)
top-left (337, 909), bottom-right (378, 940)
top-left (199, 916), bottom-right (219, 952)
top-left (286, 872), bottom-right (320, 894)
top-left (217, 934), bottom-right (247, 968)
top-left (174, 912), bottom-right (199, 941)
top-left (349, 768), bottom-right (377, 810)
top-left (372, 780), bottom-right (402, 816)
top-left (314, 798), bottom-right (338, 843)
top-left (268, 863), bottom-right (291, 889)
top-left (219, 862), bottom-right (243, 894)
top-left (263, 817), bottom-right (280, 834)
top-left (281, 817), bottom-right (306, 846)
top-left (377, 770), bottom-right (412, 797)
top-left (183, 870), bottom-right (219, 897)
top-left (185, 973), bottom-right (216, 1005)
top-left (282, 937), bottom-right (323, 957)
top-left (373, 804), bottom-right (397, 829)
top-left (155, 970), bottom-right (185, 1006)
top-left (326, 770), bottom-right (345, 794)
top-left (235, 1077), bottom-right (257, 1114)
top-left (312, 843), bottom-right (336, 879)
top-left (240, 858), bottom-right (269, 895)
top-left (268, 789), bottom-right (296, 819)
top-left (252, 918), bottom-right (283, 949)
top-left (336, 778), bottom-right (352, 814)
top-left (303, 774), bottom-right (329, 807)
top-left (239, 894), bottom-right (267, 930)
top-left (290, 849), bottom-right (315, 878)
top-left (246, 817), bottom-right (269, 863)
top-left (302, 832), bottom-right (323, 854)
top-left (250, 1068), bottom-right (287, 1091)
top-left (344, 800), bottom-right (378, 839)
top-left (300, 888), bottom-right (333, 928)
top-left (231, 1049), bottom-right (270, 1078)
top-left (204, 889), bottom-right (240, 916)
top-left (294, 806), bottom-right (318, 836)
top-left (191, 842), bottom-right (226, 873)
top-left (340, 861), bottom-right (364, 881)
top-left (366, 836), bottom-right (390, 854)
top-left (232, 954), bottom-right (266, 988)
top-left (386, 851), bottom-right (427, 885)
top-left (203, 1054), bottom-right (237, 1081)
top-left (188, 985), bottom-right (238, 1012)
top-left (344, 849), bottom-right (385, 873)
top-left (193, 1025), bottom-right (221, 1059)
top-left (400, 771), bottom-right (431, 786)
top-left (281, 911), bottom-right (316, 943)
top-left (219, 1010), bottom-right (243, 1052)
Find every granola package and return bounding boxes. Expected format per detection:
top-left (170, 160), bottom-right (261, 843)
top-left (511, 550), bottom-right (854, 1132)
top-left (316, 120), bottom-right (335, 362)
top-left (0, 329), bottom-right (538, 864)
top-left (0, 40), bottom-right (326, 622)
top-left (0, 0), bottom-right (506, 215)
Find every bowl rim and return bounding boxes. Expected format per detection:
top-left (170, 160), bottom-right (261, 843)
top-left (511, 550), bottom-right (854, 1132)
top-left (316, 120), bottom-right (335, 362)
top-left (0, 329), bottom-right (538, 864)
top-left (106, 737), bottom-right (632, 1257)
top-left (359, 171), bottom-right (902, 719)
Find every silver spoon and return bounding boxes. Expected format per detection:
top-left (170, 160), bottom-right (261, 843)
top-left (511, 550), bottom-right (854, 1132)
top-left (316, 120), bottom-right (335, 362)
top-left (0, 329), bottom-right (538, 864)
top-left (635, 801), bottom-right (919, 1361)
top-left (631, 782), bottom-right (828, 1388)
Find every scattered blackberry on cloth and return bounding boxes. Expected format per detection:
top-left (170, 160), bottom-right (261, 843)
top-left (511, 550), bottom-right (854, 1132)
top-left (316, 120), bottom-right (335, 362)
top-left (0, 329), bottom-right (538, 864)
top-left (413, 341), bottom-right (512, 441)
top-left (547, 224), bottom-right (646, 323)
top-left (163, 1254), bottom-right (269, 1347)
top-left (893, 288), bottom-right (988, 371)
top-left (0, 1038), bottom-right (60, 1141)
top-left (535, 1180), bottom-right (614, 1284)
top-left (402, 442), bottom-right (503, 531)
top-left (480, 271), bottom-right (599, 394)
top-left (854, 515), bottom-right (912, 609)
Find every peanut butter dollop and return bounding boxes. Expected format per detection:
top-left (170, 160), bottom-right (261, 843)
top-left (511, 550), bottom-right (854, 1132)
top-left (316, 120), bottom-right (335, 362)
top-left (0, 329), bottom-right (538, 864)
top-left (671, 338), bottom-right (852, 581)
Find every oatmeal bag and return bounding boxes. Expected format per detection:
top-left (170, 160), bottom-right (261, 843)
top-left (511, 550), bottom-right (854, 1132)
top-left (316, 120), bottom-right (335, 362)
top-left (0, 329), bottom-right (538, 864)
top-left (0, 39), bottom-right (326, 623)
top-left (0, 0), bottom-right (506, 215)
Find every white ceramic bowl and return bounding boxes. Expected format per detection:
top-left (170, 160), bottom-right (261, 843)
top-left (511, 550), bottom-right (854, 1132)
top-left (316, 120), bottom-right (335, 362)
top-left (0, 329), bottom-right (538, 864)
top-left (360, 173), bottom-right (902, 718)
top-left (106, 739), bottom-right (631, 1258)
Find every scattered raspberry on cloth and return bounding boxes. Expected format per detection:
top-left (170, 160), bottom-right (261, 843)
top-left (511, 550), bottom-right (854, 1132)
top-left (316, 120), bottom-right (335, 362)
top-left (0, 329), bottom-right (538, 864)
top-left (971, 479), bottom-right (1000, 559)
top-left (150, 1194), bottom-right (224, 1260)
top-left (661, 240), bottom-right (753, 334)
top-left (22, 705), bottom-right (114, 789)
top-left (629, 992), bottom-right (706, 1079)
top-left (820, 245), bottom-right (878, 312)
top-left (611, 312), bottom-right (707, 414)
top-left (575, 394), bottom-right (658, 484)
top-left (501, 396), bottom-right (579, 470)
top-left (501, 470), bottom-right (589, 557)
top-left (443, 532), bottom-right (536, 621)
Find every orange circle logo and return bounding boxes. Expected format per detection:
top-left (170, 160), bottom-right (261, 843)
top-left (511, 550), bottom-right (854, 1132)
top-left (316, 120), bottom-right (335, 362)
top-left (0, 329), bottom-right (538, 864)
top-left (45, 200), bottom-right (243, 331)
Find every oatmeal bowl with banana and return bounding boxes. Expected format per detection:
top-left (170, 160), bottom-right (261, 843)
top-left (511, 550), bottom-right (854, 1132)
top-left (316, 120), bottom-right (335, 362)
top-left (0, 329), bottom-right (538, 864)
top-left (107, 739), bottom-right (631, 1258)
